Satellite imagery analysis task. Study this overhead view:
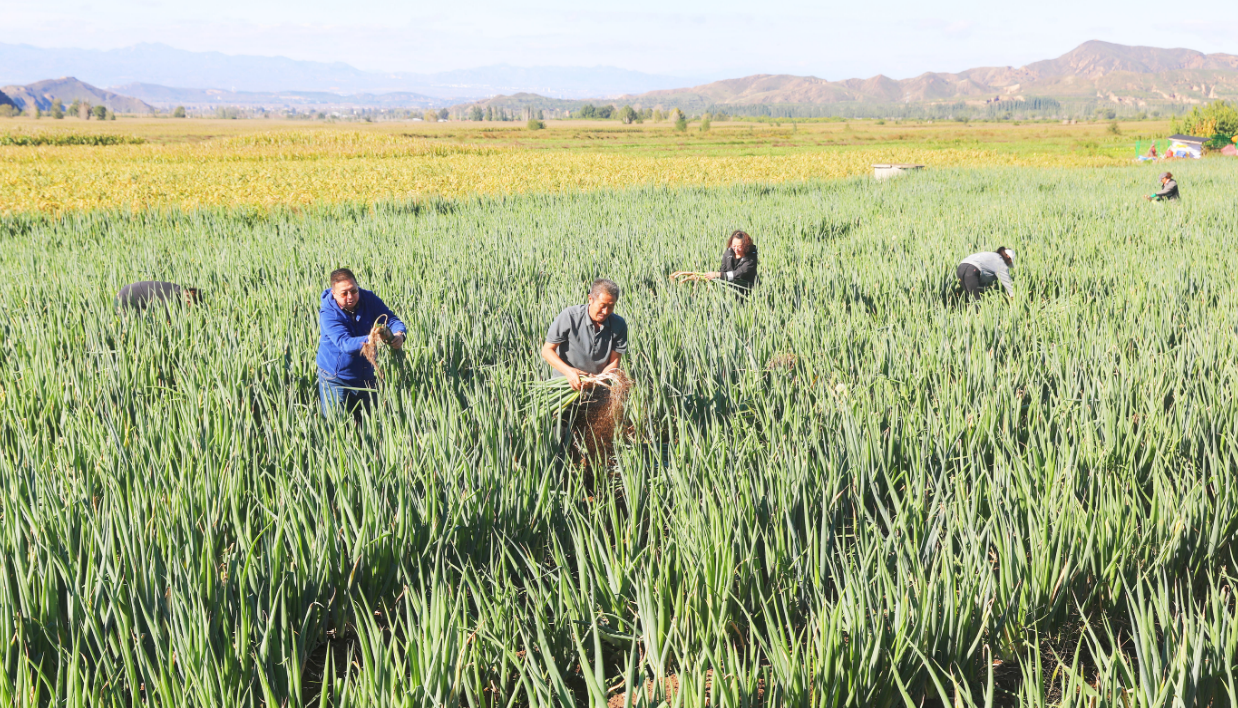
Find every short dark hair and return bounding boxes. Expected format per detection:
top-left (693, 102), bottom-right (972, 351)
top-left (589, 278), bottom-right (620, 300)
top-left (996, 247), bottom-right (1011, 263)
top-left (330, 268), bottom-right (357, 287)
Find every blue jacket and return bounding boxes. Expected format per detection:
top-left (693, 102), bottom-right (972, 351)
top-left (316, 288), bottom-right (407, 383)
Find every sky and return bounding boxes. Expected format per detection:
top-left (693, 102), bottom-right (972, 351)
top-left (4, 0), bottom-right (1237, 80)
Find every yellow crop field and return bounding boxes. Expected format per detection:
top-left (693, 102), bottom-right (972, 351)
top-left (0, 122), bottom-right (1143, 213)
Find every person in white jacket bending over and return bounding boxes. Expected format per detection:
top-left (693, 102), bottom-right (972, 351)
top-left (956, 248), bottom-right (1015, 301)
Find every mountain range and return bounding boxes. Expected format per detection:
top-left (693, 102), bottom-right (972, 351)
top-left (110, 84), bottom-right (443, 110)
top-left (2, 41), bottom-right (1235, 117)
top-left (0, 77), bottom-right (447, 113)
top-left (0, 43), bottom-right (701, 99)
top-left (608, 41), bottom-right (1238, 110)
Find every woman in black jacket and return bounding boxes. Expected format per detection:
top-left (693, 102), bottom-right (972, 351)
top-left (704, 230), bottom-right (759, 291)
top-left (1145, 171), bottom-right (1179, 201)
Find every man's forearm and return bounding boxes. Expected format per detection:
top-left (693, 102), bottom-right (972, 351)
top-left (333, 333), bottom-right (371, 353)
top-left (602, 352), bottom-right (622, 374)
top-left (541, 344), bottom-right (576, 376)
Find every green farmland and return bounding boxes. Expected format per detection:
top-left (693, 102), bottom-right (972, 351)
top-left (2, 159), bottom-right (1237, 706)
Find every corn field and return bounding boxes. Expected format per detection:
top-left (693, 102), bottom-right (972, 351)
top-left (0, 129), bottom-right (1130, 214)
top-left (1, 160), bottom-right (1237, 707)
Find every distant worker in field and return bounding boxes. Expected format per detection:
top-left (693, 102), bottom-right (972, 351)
top-left (115, 280), bottom-right (200, 310)
top-left (316, 268), bottom-right (406, 421)
top-left (671, 230), bottom-right (759, 292)
top-left (541, 279), bottom-right (628, 451)
top-left (956, 247), bottom-right (1015, 301)
top-left (1145, 171), bottom-right (1179, 201)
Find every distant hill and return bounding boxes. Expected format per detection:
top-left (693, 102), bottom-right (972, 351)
top-left (460, 93), bottom-right (588, 114)
top-left (2, 77), bottom-right (154, 113)
top-left (0, 42), bottom-right (703, 99)
top-left (618, 41), bottom-right (1238, 110)
top-left (0, 89), bottom-right (15, 109)
top-left (453, 41), bottom-right (1238, 120)
top-left (113, 83), bottom-right (448, 109)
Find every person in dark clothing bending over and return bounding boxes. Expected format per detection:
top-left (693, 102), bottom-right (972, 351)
top-left (704, 230), bottom-right (759, 291)
top-left (541, 279), bottom-right (628, 449)
top-left (115, 281), bottom-right (200, 309)
top-left (316, 268), bottom-right (406, 421)
top-left (1145, 172), bottom-right (1179, 201)
top-left (956, 248), bottom-right (1015, 301)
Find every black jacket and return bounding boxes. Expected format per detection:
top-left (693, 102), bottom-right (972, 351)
top-left (720, 245), bottom-right (759, 290)
top-left (1154, 179), bottom-right (1179, 200)
top-left (115, 281), bottom-right (184, 309)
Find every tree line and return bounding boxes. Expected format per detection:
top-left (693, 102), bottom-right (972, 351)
top-left (459, 102), bottom-right (732, 127)
top-left (1171, 100), bottom-right (1238, 147)
top-left (0, 98), bottom-right (116, 120)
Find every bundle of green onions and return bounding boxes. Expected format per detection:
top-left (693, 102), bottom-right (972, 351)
top-left (527, 371), bottom-right (625, 414)
top-left (669, 271), bottom-right (744, 289)
top-left (361, 314), bottom-right (393, 378)
top-left (669, 270), bottom-right (714, 284)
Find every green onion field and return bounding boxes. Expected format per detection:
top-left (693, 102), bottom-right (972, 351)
top-left (2, 160), bottom-right (1237, 706)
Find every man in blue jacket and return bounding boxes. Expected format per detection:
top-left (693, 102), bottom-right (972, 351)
top-left (316, 268), bottom-right (407, 420)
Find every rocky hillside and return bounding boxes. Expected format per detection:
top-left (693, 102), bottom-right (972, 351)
top-left (0, 77), bottom-right (154, 114)
top-left (622, 41), bottom-right (1238, 108)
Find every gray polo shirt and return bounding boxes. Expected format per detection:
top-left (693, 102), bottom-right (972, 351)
top-left (545, 304), bottom-right (628, 376)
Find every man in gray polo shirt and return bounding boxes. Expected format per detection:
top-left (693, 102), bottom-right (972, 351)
top-left (541, 278), bottom-right (628, 390)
